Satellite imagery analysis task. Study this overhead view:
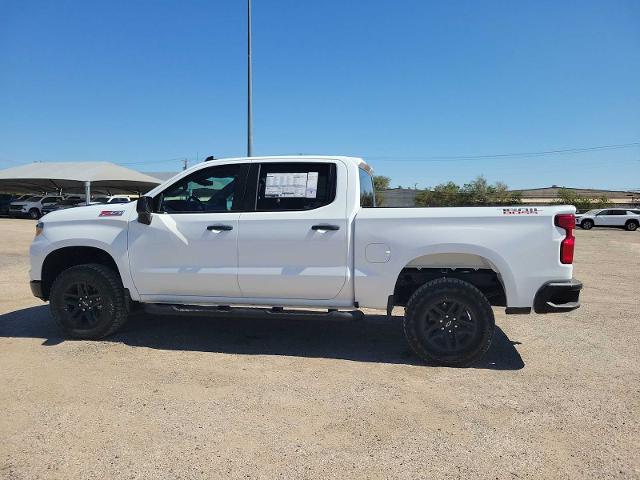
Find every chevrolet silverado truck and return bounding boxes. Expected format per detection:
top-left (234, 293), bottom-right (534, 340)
top-left (29, 156), bottom-right (582, 366)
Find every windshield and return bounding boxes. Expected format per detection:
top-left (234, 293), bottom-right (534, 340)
top-left (26, 196), bottom-right (42, 202)
top-left (582, 209), bottom-right (599, 215)
top-left (92, 197), bottom-right (109, 203)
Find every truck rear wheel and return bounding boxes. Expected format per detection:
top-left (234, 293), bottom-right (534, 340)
top-left (403, 278), bottom-right (495, 367)
top-left (49, 263), bottom-right (129, 339)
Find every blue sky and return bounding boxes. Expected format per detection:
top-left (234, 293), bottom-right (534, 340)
top-left (1, 0), bottom-right (639, 190)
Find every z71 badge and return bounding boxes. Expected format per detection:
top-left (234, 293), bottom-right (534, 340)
top-left (99, 210), bottom-right (124, 217)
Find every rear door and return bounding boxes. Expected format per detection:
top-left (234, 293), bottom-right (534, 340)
top-left (237, 161), bottom-right (349, 300)
top-left (600, 209), bottom-right (626, 226)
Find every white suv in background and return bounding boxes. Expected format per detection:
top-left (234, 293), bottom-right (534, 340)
top-left (89, 195), bottom-right (136, 205)
top-left (9, 195), bottom-right (63, 219)
top-left (576, 208), bottom-right (640, 231)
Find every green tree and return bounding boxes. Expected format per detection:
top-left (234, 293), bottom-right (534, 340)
top-left (373, 175), bottom-right (391, 206)
top-left (415, 181), bottom-right (462, 207)
top-left (373, 176), bottom-right (390, 190)
top-left (554, 188), bottom-right (594, 211)
top-left (414, 176), bottom-right (521, 207)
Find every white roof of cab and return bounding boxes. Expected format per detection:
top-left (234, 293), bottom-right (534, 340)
top-left (212, 155), bottom-right (373, 174)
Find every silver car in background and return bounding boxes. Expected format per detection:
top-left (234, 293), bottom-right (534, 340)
top-left (576, 208), bottom-right (640, 231)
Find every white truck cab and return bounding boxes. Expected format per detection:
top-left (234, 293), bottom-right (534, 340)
top-left (29, 156), bottom-right (582, 366)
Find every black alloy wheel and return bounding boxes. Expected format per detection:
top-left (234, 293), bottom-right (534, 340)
top-left (404, 277), bottom-right (495, 367)
top-left (49, 264), bottom-right (129, 339)
top-left (60, 281), bottom-right (109, 330)
top-left (417, 299), bottom-right (479, 356)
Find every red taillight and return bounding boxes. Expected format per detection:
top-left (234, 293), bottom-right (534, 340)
top-left (555, 214), bottom-right (575, 264)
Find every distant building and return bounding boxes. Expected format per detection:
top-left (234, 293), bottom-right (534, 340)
top-left (378, 188), bottom-right (420, 207)
top-left (513, 186), bottom-right (639, 206)
top-left (377, 186), bottom-right (639, 207)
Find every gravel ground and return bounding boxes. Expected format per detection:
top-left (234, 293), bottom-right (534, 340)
top-left (0, 218), bottom-right (638, 479)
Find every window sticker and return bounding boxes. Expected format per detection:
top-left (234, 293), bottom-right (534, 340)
top-left (265, 172), bottom-right (319, 198)
top-left (305, 172), bottom-right (318, 198)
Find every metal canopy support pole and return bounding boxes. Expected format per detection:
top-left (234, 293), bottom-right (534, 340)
top-left (85, 181), bottom-right (91, 205)
top-left (247, 0), bottom-right (253, 157)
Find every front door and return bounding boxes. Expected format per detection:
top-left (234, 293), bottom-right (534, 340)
top-left (237, 161), bottom-right (349, 300)
top-left (128, 163), bottom-right (248, 299)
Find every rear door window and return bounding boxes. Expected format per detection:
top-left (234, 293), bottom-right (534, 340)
top-left (255, 162), bottom-right (336, 211)
top-left (359, 168), bottom-right (376, 207)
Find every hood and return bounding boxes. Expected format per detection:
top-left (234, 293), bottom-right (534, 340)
top-left (40, 202), bottom-right (136, 223)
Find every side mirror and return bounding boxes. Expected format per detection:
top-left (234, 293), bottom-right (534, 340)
top-left (136, 196), bottom-right (153, 225)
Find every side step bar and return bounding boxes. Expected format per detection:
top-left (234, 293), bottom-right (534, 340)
top-left (143, 304), bottom-right (365, 321)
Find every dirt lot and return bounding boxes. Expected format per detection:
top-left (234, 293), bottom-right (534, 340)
top-left (0, 218), bottom-right (638, 479)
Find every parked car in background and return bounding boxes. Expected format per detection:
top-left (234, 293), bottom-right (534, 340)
top-left (89, 195), bottom-right (136, 205)
top-left (9, 195), bottom-right (63, 219)
top-left (41, 198), bottom-right (84, 215)
top-left (0, 194), bottom-right (16, 216)
top-left (2, 194), bottom-right (33, 215)
top-left (576, 208), bottom-right (640, 231)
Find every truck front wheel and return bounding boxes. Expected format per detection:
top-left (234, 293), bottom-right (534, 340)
top-left (403, 278), bottom-right (495, 367)
top-left (49, 263), bottom-right (129, 339)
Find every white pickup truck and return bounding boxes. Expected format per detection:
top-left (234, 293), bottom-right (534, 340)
top-left (29, 156), bottom-right (582, 366)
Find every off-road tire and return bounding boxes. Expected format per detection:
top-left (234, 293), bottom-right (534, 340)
top-left (404, 277), bottom-right (495, 367)
top-left (49, 263), bottom-right (129, 339)
top-left (625, 220), bottom-right (638, 232)
top-left (581, 219), bottom-right (593, 230)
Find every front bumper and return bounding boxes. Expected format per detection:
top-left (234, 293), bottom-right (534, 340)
top-left (534, 279), bottom-right (582, 313)
top-left (30, 280), bottom-right (45, 301)
top-left (9, 210), bottom-right (29, 217)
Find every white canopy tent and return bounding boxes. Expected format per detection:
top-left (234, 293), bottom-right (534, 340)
top-left (0, 162), bottom-right (162, 203)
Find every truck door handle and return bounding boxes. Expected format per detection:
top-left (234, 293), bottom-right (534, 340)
top-left (207, 224), bottom-right (233, 231)
top-left (311, 224), bottom-right (340, 231)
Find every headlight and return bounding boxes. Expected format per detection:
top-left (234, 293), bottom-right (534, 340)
top-left (35, 222), bottom-right (44, 237)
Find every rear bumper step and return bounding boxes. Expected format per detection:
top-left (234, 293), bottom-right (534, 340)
top-left (534, 279), bottom-right (582, 313)
top-left (143, 304), bottom-right (365, 321)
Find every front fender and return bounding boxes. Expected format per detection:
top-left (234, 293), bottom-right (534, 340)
top-left (30, 210), bottom-right (139, 300)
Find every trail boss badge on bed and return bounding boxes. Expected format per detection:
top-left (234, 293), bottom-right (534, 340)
top-left (502, 207), bottom-right (540, 215)
top-left (99, 210), bottom-right (124, 217)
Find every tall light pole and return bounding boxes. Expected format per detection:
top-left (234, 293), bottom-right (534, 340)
top-left (247, 0), bottom-right (253, 157)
